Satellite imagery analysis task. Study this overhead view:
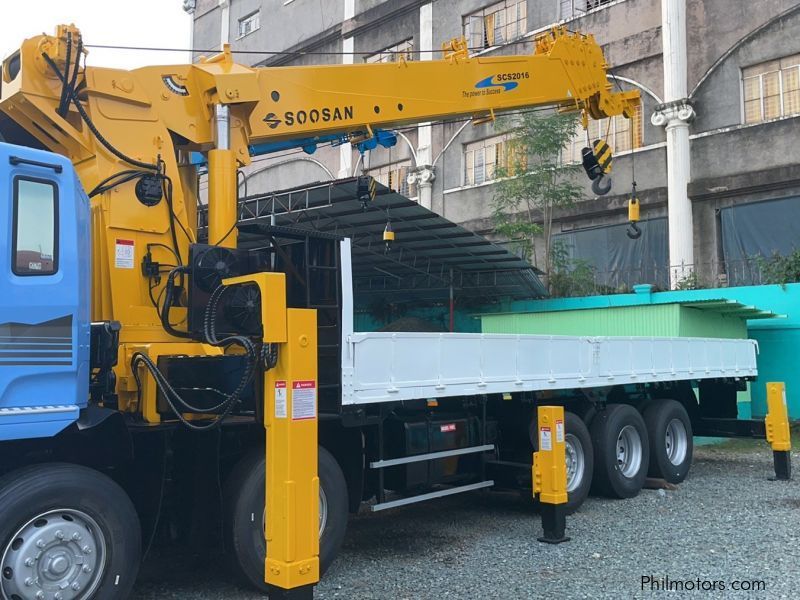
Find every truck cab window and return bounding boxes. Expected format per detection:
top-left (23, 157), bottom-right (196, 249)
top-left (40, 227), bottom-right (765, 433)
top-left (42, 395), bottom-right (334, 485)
top-left (12, 177), bottom-right (57, 275)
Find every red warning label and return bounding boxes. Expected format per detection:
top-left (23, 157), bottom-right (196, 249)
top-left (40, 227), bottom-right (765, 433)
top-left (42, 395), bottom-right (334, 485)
top-left (555, 419), bottom-right (564, 443)
top-left (540, 426), bottom-right (552, 451)
top-left (274, 380), bottom-right (287, 419)
top-left (440, 423), bottom-right (456, 433)
top-left (291, 380), bottom-right (317, 421)
top-left (114, 239), bottom-right (135, 269)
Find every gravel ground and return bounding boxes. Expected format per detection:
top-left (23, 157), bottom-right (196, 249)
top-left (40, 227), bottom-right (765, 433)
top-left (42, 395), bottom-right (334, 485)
top-left (132, 439), bottom-right (800, 599)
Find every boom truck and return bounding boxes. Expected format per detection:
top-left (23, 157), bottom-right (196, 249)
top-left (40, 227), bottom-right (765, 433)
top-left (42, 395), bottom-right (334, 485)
top-left (0, 23), bottom-right (786, 600)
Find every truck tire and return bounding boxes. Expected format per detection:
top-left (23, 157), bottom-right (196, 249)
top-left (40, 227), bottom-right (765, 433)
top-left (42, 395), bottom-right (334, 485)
top-left (643, 400), bottom-right (693, 483)
top-left (562, 412), bottom-right (594, 514)
top-left (529, 411), bottom-right (594, 514)
top-left (0, 463), bottom-right (141, 600)
top-left (590, 404), bottom-right (649, 498)
top-left (224, 446), bottom-right (348, 593)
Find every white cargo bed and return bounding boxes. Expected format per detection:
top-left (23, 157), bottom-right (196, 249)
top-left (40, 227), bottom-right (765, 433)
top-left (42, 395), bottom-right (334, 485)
top-left (336, 239), bottom-right (758, 406)
top-left (340, 332), bottom-right (758, 406)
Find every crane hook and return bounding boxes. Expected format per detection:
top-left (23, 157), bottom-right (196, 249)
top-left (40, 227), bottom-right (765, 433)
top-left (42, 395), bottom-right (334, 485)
top-left (626, 221), bottom-right (642, 240)
top-left (591, 174), bottom-right (612, 196)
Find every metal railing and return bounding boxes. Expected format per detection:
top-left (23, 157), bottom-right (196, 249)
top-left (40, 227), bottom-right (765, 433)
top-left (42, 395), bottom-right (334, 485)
top-left (560, 0), bottom-right (615, 20)
top-left (548, 258), bottom-right (789, 298)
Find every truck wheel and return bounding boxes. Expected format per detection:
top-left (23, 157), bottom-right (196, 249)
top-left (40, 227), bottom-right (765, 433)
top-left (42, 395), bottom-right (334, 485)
top-left (590, 404), bottom-right (649, 498)
top-left (643, 400), bottom-right (693, 483)
top-left (224, 446), bottom-right (348, 593)
top-left (563, 412), bottom-right (594, 514)
top-left (0, 463), bottom-right (141, 600)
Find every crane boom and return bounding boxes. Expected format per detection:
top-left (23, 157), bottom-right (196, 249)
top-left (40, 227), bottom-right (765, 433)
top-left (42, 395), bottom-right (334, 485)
top-left (0, 23), bottom-right (639, 387)
top-left (204, 30), bottom-right (639, 146)
top-left (1, 26), bottom-right (637, 168)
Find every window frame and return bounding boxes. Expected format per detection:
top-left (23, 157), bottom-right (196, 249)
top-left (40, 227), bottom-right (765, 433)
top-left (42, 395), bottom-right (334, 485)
top-left (561, 0), bottom-right (617, 20)
top-left (237, 10), bottom-right (260, 39)
top-left (463, 0), bottom-right (528, 51)
top-left (463, 134), bottom-right (521, 187)
top-left (366, 160), bottom-right (417, 198)
top-left (741, 55), bottom-right (800, 124)
top-left (11, 175), bottom-right (59, 277)
top-left (364, 39), bottom-right (415, 64)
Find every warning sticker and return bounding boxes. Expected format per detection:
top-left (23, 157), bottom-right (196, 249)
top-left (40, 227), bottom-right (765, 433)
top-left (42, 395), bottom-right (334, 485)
top-left (115, 239), bottom-right (135, 269)
top-left (440, 423), bottom-right (456, 433)
top-left (291, 380), bottom-right (317, 421)
top-left (540, 426), bottom-right (552, 451)
top-left (555, 419), bottom-right (565, 444)
top-left (274, 380), bottom-right (287, 419)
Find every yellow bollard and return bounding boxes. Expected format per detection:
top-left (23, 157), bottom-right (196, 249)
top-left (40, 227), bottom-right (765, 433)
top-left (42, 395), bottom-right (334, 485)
top-left (532, 406), bottom-right (570, 543)
top-left (765, 382), bottom-right (792, 480)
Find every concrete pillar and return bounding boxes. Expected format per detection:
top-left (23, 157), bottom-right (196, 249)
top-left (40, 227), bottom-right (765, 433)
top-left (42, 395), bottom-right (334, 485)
top-left (413, 3), bottom-right (435, 209)
top-left (651, 0), bottom-right (694, 288)
top-left (337, 36), bottom-right (354, 178)
top-left (339, 1), bottom-right (356, 178)
top-left (219, 0), bottom-right (230, 49)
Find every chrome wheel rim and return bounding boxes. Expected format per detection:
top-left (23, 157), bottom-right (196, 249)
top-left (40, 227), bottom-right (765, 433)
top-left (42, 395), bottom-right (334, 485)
top-left (1, 509), bottom-right (106, 600)
top-left (616, 425), bottom-right (643, 478)
top-left (318, 487), bottom-right (329, 536)
top-left (264, 486), bottom-right (329, 540)
top-left (665, 418), bottom-right (688, 466)
top-left (564, 433), bottom-right (585, 493)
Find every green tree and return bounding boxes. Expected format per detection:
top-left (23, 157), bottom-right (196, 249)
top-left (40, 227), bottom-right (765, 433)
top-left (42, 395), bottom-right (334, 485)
top-left (755, 249), bottom-right (800, 285)
top-left (491, 112), bottom-right (584, 291)
top-left (548, 239), bottom-right (598, 298)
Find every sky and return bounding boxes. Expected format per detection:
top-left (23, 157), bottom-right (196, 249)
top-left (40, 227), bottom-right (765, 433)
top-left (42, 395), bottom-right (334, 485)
top-left (0, 0), bottom-right (192, 71)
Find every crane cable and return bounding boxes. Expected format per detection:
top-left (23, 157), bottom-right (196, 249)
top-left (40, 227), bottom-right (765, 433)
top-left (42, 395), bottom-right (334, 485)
top-left (609, 72), bottom-right (642, 240)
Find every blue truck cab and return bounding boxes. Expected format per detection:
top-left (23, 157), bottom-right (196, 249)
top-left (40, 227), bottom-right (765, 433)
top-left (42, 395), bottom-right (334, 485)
top-left (0, 142), bottom-right (90, 440)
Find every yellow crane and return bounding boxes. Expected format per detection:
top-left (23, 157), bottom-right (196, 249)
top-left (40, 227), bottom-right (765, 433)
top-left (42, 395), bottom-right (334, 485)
top-left (0, 24), bottom-right (639, 599)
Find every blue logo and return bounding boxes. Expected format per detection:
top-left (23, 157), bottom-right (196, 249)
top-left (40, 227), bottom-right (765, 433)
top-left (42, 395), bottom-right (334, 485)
top-left (475, 75), bottom-right (519, 92)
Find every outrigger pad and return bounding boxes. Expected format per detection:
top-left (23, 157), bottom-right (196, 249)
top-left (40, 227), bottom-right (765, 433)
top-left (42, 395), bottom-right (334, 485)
top-left (772, 450), bottom-right (792, 481)
top-left (538, 503), bottom-right (570, 545)
top-left (266, 584), bottom-right (315, 599)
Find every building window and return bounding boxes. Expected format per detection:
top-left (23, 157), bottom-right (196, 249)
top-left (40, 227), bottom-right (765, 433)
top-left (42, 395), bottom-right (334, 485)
top-left (463, 135), bottom-right (525, 186)
top-left (238, 11), bottom-right (260, 39)
top-left (365, 39), bottom-right (414, 63)
top-left (12, 178), bottom-right (57, 276)
top-left (742, 55), bottom-right (800, 124)
top-left (560, 0), bottom-right (615, 20)
top-left (368, 161), bottom-right (417, 198)
top-left (564, 101), bottom-right (643, 164)
top-left (463, 1), bottom-right (527, 50)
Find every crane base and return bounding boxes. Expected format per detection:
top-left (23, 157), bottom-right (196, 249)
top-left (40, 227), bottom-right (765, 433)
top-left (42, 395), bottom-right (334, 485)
top-left (538, 503), bottom-right (570, 544)
top-left (266, 584), bottom-right (315, 599)
top-left (771, 450), bottom-right (792, 481)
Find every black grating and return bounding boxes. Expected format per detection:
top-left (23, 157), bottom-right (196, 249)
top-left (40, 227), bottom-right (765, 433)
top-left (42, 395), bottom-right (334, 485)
top-left (200, 178), bottom-right (546, 304)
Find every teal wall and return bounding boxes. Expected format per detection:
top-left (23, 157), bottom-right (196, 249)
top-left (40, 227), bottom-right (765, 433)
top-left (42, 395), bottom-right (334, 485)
top-left (354, 305), bottom-right (485, 333)
top-left (480, 284), bottom-right (800, 419)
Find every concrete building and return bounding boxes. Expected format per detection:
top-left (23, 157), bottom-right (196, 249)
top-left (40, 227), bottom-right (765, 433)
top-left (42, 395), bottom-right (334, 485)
top-left (187, 0), bottom-right (800, 291)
